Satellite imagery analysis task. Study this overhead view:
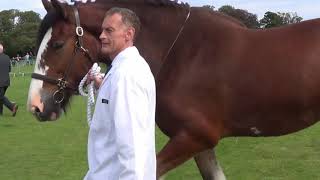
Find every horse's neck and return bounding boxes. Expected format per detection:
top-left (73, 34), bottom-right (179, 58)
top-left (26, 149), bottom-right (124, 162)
top-left (79, 4), bottom-right (188, 76)
top-left (141, 8), bottom-right (191, 76)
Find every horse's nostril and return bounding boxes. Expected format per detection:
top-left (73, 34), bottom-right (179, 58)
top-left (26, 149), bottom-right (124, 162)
top-left (35, 107), bottom-right (41, 113)
top-left (33, 107), bottom-right (45, 121)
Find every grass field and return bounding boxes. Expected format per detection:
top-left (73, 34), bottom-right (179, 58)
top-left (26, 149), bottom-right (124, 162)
top-left (1, 64), bottom-right (320, 179)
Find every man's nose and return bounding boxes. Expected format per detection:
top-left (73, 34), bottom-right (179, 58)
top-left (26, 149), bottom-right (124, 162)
top-left (99, 32), bottom-right (106, 40)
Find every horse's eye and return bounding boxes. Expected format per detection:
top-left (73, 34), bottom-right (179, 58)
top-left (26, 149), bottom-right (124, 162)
top-left (52, 41), bottom-right (65, 49)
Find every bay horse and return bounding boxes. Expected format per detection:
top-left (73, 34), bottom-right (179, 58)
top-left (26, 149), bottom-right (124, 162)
top-left (27, 0), bottom-right (320, 179)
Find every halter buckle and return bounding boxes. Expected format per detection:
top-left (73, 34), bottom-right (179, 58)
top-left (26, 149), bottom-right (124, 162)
top-left (57, 78), bottom-right (67, 90)
top-left (53, 90), bottom-right (65, 104)
top-left (76, 26), bottom-right (84, 37)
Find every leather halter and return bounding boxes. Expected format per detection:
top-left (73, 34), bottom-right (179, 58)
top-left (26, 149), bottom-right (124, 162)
top-left (31, 7), bottom-right (93, 104)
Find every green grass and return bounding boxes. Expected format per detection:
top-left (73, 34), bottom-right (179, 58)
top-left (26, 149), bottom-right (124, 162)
top-left (1, 71), bottom-right (320, 179)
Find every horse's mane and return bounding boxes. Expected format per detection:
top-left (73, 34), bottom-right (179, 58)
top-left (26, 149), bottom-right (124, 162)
top-left (82, 0), bottom-right (189, 8)
top-left (37, 1), bottom-right (245, 48)
top-left (37, 0), bottom-right (190, 48)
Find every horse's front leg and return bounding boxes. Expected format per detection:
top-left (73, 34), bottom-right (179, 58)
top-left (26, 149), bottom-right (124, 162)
top-left (194, 149), bottom-right (226, 180)
top-left (156, 132), bottom-right (207, 179)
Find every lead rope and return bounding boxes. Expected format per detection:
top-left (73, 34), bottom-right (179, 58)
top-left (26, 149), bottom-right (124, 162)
top-left (79, 63), bottom-right (103, 126)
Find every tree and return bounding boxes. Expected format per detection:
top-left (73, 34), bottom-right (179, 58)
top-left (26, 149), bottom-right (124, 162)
top-left (17, 11), bottom-right (41, 25)
top-left (0, 9), bottom-right (17, 33)
top-left (203, 5), bottom-right (215, 11)
top-left (0, 9), bottom-right (41, 57)
top-left (13, 11), bottom-right (41, 55)
top-left (279, 12), bottom-right (303, 24)
top-left (259, 11), bottom-right (283, 28)
top-left (218, 5), bottom-right (260, 29)
top-left (260, 11), bottom-right (303, 28)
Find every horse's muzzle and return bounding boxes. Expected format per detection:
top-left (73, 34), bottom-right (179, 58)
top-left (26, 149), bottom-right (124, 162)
top-left (31, 106), bottom-right (59, 121)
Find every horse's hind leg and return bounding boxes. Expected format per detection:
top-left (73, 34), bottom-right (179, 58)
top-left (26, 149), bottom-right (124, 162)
top-left (156, 133), bottom-right (207, 179)
top-left (194, 149), bottom-right (226, 180)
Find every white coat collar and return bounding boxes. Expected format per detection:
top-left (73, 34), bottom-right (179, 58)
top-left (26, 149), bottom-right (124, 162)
top-left (100, 46), bottom-right (139, 87)
top-left (111, 46), bottom-right (139, 68)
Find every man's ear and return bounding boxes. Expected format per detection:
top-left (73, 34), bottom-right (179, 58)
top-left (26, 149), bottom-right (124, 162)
top-left (126, 27), bottom-right (136, 42)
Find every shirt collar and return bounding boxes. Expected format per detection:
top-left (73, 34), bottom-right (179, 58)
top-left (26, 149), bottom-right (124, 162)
top-left (111, 46), bottom-right (139, 68)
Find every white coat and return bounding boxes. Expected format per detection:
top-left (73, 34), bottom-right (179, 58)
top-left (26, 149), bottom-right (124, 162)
top-left (84, 46), bottom-right (156, 180)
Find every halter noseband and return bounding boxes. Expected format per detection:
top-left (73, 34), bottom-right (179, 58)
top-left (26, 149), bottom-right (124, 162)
top-left (31, 7), bottom-right (93, 104)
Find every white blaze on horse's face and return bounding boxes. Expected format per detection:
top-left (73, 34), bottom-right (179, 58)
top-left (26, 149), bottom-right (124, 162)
top-left (27, 28), bottom-right (52, 113)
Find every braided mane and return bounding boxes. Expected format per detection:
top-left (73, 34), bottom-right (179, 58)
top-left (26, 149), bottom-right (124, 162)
top-left (76, 0), bottom-right (189, 7)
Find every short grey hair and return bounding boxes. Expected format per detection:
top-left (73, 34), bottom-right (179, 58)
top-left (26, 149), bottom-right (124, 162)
top-left (104, 7), bottom-right (141, 41)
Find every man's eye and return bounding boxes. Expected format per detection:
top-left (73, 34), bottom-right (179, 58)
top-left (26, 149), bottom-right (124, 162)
top-left (105, 28), bottom-right (113, 33)
top-left (52, 41), bottom-right (65, 49)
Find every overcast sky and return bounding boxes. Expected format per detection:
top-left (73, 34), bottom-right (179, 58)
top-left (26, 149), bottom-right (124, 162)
top-left (0, 0), bottom-right (319, 20)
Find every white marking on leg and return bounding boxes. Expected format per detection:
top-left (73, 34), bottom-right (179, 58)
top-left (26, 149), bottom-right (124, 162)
top-left (27, 28), bottom-right (52, 112)
top-left (213, 161), bottom-right (226, 180)
top-left (195, 149), bottom-right (226, 180)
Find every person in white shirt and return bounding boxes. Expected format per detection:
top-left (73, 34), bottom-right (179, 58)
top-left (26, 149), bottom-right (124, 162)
top-left (84, 7), bottom-right (156, 180)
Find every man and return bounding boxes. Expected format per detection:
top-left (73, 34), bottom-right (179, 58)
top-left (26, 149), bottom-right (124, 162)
top-left (24, 52), bottom-right (30, 65)
top-left (0, 43), bottom-right (18, 117)
top-left (84, 8), bottom-right (156, 180)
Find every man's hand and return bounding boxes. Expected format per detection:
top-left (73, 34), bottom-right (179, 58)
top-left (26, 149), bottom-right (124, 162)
top-left (86, 70), bottom-right (104, 89)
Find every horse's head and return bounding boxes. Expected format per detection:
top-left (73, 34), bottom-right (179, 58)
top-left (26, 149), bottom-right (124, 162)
top-left (27, 0), bottom-right (102, 121)
top-left (27, 0), bottom-right (198, 121)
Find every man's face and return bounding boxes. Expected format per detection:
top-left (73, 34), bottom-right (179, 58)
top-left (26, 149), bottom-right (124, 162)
top-left (99, 13), bottom-right (131, 60)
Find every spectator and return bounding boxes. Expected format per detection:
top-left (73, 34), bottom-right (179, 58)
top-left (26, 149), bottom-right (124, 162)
top-left (24, 52), bottom-right (31, 65)
top-left (0, 43), bottom-right (18, 116)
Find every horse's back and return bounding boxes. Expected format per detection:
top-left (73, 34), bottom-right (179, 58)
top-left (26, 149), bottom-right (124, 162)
top-left (157, 14), bottom-right (320, 141)
top-left (220, 18), bottom-right (320, 137)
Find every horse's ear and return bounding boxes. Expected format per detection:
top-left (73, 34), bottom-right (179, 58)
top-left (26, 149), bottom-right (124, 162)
top-left (51, 0), bottom-right (69, 19)
top-left (42, 0), bottom-right (53, 12)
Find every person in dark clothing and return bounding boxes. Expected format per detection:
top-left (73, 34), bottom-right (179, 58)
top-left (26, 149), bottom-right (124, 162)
top-left (0, 43), bottom-right (18, 116)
